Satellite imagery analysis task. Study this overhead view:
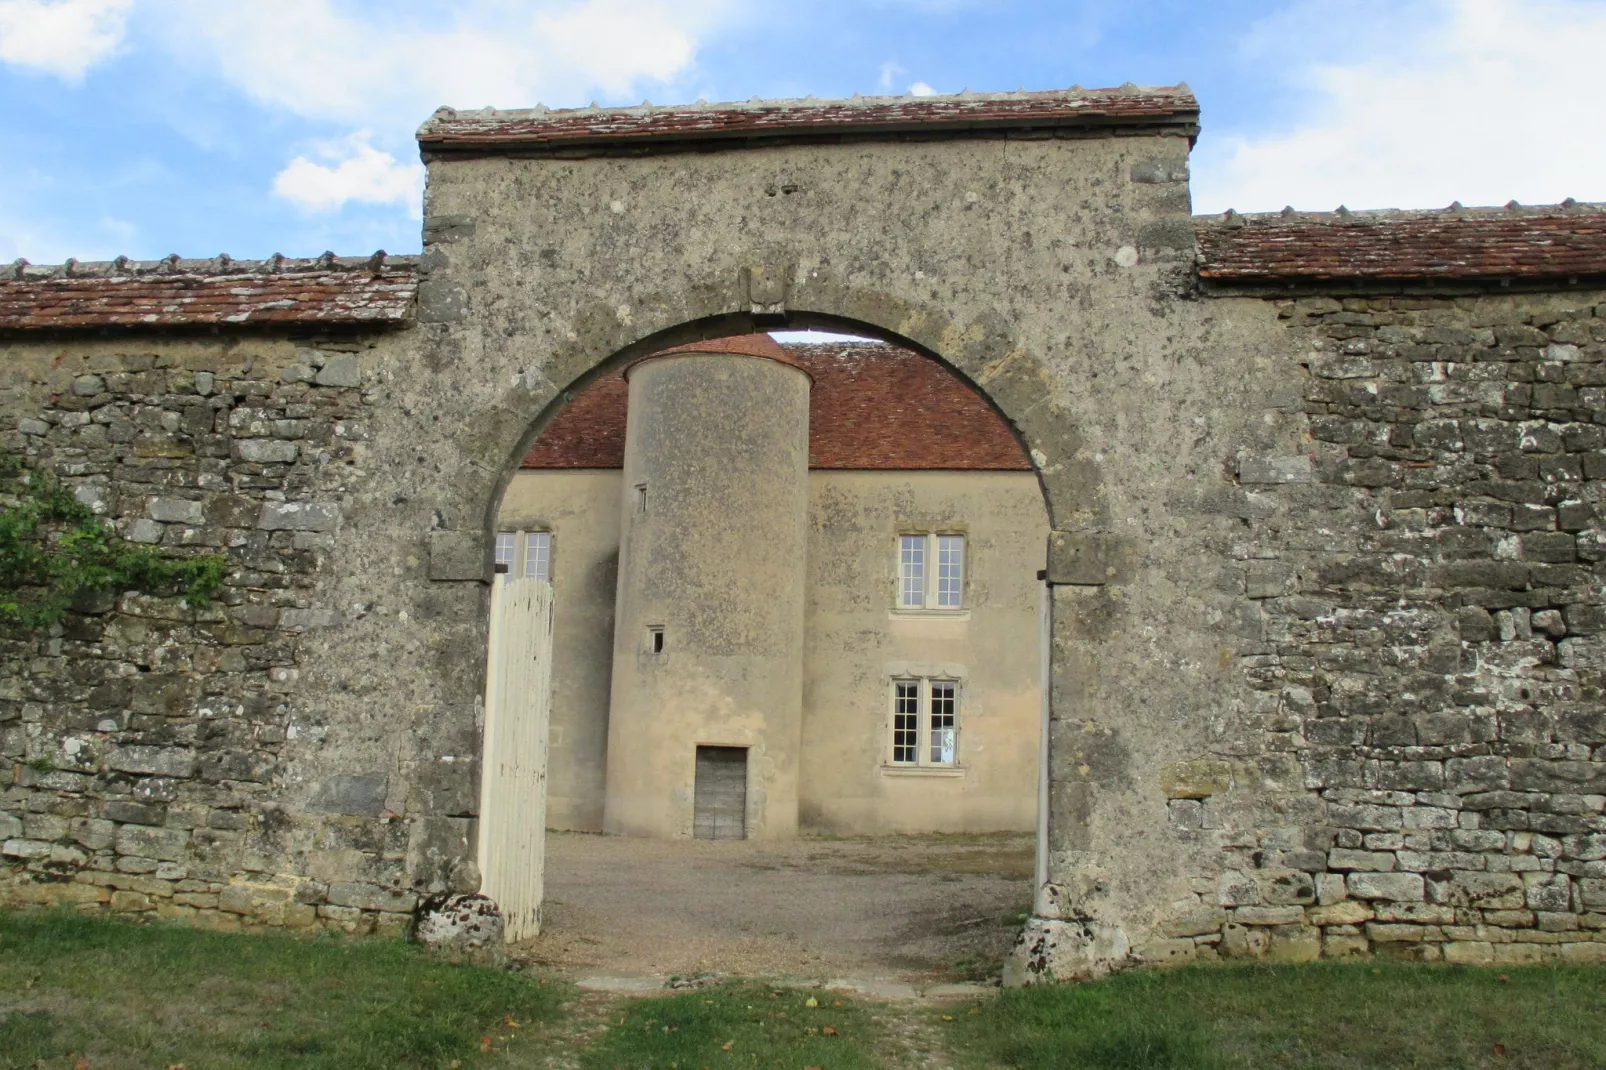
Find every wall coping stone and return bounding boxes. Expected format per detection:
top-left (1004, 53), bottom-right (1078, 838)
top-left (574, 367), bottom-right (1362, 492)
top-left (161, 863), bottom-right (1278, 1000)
top-left (416, 85), bottom-right (1200, 156)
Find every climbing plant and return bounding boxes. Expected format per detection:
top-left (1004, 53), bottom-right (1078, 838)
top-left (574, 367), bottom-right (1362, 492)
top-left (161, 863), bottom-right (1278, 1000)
top-left (0, 452), bottom-right (227, 628)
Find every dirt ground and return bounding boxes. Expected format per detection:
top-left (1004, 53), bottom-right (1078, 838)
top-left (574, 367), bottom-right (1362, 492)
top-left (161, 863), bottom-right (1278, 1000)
top-left (515, 831), bottom-right (1035, 985)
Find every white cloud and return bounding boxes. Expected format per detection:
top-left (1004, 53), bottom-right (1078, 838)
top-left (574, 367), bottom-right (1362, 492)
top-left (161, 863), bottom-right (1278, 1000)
top-left (0, 0), bottom-right (130, 81)
top-left (908, 81), bottom-right (936, 97)
top-left (147, 1), bottom-right (734, 232)
top-left (1193, 0), bottom-right (1606, 213)
top-left (879, 60), bottom-right (904, 91)
top-left (273, 133), bottom-right (425, 216)
top-left (158, 0), bottom-right (732, 129)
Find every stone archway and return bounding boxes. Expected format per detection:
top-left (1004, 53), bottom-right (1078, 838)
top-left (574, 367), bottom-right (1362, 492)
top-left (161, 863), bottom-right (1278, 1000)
top-left (479, 319), bottom-right (1054, 978)
top-left (394, 89), bottom-right (1284, 980)
top-left (5, 88), bottom-right (1596, 981)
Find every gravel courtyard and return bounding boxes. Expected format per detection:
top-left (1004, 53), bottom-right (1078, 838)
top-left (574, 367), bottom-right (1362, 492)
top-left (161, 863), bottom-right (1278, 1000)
top-left (516, 831), bottom-right (1035, 985)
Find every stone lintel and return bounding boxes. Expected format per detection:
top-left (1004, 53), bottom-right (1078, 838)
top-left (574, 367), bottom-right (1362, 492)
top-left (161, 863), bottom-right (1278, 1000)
top-left (1046, 531), bottom-right (1126, 586)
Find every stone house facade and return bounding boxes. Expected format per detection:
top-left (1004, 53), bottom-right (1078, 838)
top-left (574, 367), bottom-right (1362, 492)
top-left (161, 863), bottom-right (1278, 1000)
top-left (502, 335), bottom-right (1045, 837)
top-left (1, 85), bottom-right (1605, 979)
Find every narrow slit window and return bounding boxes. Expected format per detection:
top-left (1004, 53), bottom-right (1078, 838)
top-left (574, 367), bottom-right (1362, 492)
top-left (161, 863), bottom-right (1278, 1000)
top-left (892, 680), bottom-right (920, 764)
top-left (928, 681), bottom-right (957, 765)
top-left (648, 626), bottom-right (665, 654)
top-left (898, 535), bottom-right (925, 608)
top-left (635, 483), bottom-right (648, 514)
top-left (524, 531), bottom-right (551, 582)
top-left (935, 535), bottom-right (965, 608)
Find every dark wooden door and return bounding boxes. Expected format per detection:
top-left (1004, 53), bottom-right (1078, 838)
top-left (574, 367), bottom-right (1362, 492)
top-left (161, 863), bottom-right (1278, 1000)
top-left (693, 746), bottom-right (747, 840)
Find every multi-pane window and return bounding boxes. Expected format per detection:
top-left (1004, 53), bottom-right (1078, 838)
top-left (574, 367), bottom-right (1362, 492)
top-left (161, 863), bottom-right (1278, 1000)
top-left (524, 532), bottom-right (551, 581)
top-left (899, 536), bottom-right (926, 608)
top-left (929, 681), bottom-right (956, 764)
top-left (494, 532), bottom-right (517, 574)
top-left (494, 530), bottom-right (551, 581)
top-left (892, 680), bottom-right (921, 764)
top-left (896, 533), bottom-right (965, 609)
top-left (889, 678), bottom-right (960, 767)
top-left (936, 535), bottom-right (964, 608)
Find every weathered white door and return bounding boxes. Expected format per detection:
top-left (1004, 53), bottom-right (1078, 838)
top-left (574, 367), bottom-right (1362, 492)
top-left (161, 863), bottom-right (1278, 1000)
top-left (477, 576), bottom-right (554, 942)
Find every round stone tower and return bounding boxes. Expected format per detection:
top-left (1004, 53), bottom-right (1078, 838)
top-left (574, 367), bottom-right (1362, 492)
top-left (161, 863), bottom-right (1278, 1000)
top-left (602, 335), bottom-right (812, 839)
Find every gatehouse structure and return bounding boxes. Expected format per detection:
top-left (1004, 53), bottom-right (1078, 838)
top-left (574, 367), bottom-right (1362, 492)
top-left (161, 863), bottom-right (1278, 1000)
top-left (3, 85), bottom-right (1606, 980)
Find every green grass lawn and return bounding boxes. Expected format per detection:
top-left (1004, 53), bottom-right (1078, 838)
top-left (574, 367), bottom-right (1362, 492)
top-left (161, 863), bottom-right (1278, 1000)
top-left (5, 910), bottom-right (1606, 1070)
top-left (945, 962), bottom-right (1606, 1070)
top-left (0, 909), bottom-right (567, 1069)
top-left (578, 983), bottom-right (881, 1070)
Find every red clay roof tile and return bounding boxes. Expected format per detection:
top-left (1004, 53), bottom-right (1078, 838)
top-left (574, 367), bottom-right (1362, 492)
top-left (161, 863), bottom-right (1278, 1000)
top-left (0, 256), bottom-right (416, 330)
top-left (522, 341), bottom-right (1031, 472)
top-left (1197, 205), bottom-right (1606, 281)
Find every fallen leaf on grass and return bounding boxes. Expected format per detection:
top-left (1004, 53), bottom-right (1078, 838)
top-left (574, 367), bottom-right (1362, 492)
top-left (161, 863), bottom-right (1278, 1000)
top-left (721, 1040), bottom-right (735, 1051)
top-left (480, 1035), bottom-right (493, 1053)
top-left (822, 1026), bottom-right (838, 1036)
top-left (804, 996), bottom-right (818, 1008)
top-left (1497, 975), bottom-right (1510, 983)
top-left (831, 1000), bottom-right (842, 1007)
top-left (942, 1015), bottom-right (955, 1022)
top-left (1494, 1044), bottom-right (1507, 1056)
top-left (505, 1014), bottom-right (521, 1028)
top-left (74, 1060), bottom-right (90, 1070)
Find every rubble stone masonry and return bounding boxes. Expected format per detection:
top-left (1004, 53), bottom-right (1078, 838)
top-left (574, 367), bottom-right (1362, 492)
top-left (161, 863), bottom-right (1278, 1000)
top-left (2, 87), bottom-right (1605, 974)
top-left (0, 330), bottom-right (436, 935)
top-left (1140, 289), bottom-right (1606, 969)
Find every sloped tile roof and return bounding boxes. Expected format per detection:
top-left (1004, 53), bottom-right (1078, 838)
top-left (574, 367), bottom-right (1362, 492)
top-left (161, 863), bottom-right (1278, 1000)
top-left (0, 254), bottom-right (417, 330)
top-left (419, 85), bottom-right (1199, 155)
top-left (522, 340), bottom-right (1031, 471)
top-left (1197, 204), bottom-right (1606, 282)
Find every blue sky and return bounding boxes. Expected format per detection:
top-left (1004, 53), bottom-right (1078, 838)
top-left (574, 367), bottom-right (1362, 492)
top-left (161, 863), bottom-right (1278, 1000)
top-left (0, 0), bottom-right (1601, 264)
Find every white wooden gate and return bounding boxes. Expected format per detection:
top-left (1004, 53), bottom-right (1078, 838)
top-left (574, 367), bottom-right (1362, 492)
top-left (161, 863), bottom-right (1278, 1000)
top-left (477, 576), bottom-right (554, 942)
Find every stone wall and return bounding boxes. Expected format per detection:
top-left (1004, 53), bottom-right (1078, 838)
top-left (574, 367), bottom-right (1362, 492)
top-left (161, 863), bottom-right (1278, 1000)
top-left (1136, 289), bottom-right (1606, 969)
top-left (3, 88), bottom-right (1604, 981)
top-left (0, 331), bottom-right (447, 935)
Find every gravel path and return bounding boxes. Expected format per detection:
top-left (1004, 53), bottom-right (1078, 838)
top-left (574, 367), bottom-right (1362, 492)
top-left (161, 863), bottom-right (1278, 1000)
top-left (516, 832), bottom-right (1034, 985)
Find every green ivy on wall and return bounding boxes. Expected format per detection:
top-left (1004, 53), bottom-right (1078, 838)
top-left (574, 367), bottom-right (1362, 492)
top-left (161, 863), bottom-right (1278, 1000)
top-left (0, 452), bottom-right (227, 628)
